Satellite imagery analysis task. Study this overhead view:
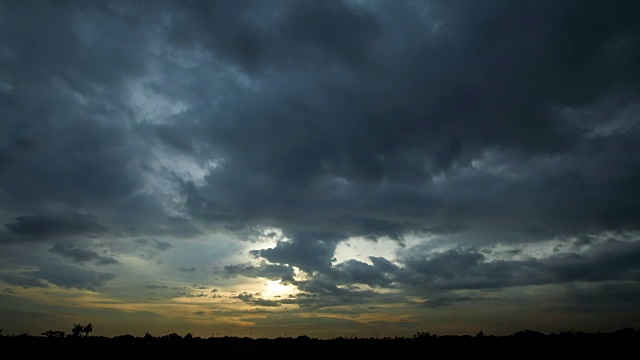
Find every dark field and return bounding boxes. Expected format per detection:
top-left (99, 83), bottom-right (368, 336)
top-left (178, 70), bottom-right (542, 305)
top-left (1, 328), bottom-right (638, 359)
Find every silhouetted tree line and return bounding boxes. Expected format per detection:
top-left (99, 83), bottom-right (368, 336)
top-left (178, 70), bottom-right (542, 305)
top-left (0, 325), bottom-right (638, 359)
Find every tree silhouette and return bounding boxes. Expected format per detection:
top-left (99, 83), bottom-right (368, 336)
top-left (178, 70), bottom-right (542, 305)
top-left (71, 323), bottom-right (84, 337)
top-left (82, 323), bottom-right (93, 337)
top-left (71, 323), bottom-right (93, 337)
top-left (413, 331), bottom-right (435, 340)
top-left (42, 330), bottom-right (65, 338)
top-left (0, 326), bottom-right (638, 359)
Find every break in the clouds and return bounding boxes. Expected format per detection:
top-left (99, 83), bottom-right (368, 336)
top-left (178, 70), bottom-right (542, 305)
top-left (1, 0), bottom-right (639, 338)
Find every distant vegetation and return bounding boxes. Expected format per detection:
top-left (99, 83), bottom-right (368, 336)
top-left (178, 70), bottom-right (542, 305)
top-left (1, 325), bottom-right (638, 359)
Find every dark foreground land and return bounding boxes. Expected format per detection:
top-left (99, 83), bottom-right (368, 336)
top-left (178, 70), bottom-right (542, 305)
top-left (2, 328), bottom-right (638, 359)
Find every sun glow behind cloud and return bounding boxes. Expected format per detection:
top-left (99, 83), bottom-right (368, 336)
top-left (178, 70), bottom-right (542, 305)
top-left (263, 280), bottom-right (298, 298)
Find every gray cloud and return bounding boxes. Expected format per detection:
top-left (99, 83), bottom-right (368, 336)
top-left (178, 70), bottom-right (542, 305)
top-left (223, 262), bottom-right (295, 281)
top-left (134, 239), bottom-right (174, 251)
top-left (545, 240), bottom-right (640, 283)
top-left (331, 257), bottom-right (399, 288)
top-left (248, 231), bottom-right (347, 274)
top-left (175, 0), bottom-right (640, 281)
top-left (4, 213), bottom-right (107, 240)
top-left (235, 233), bottom-right (640, 305)
top-left (399, 239), bottom-right (640, 292)
top-left (233, 292), bottom-right (282, 307)
top-left (0, 273), bottom-right (49, 288)
top-left (288, 285), bottom-right (376, 309)
top-left (166, 0), bottom-right (380, 73)
top-left (24, 263), bottom-right (115, 291)
top-left (560, 281), bottom-right (640, 310)
top-left (421, 296), bottom-right (483, 309)
top-left (49, 243), bottom-right (118, 265)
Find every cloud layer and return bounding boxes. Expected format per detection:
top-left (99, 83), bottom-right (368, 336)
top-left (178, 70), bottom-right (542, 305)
top-left (1, 0), bottom-right (639, 337)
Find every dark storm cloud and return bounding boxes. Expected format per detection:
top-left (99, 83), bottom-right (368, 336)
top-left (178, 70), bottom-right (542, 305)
top-left (0, 273), bottom-right (49, 288)
top-left (559, 282), bottom-right (640, 310)
top-left (134, 239), bottom-right (173, 251)
top-left (178, 0), bottom-right (640, 253)
top-left (0, 1), bottom-right (149, 210)
top-left (331, 257), bottom-right (399, 288)
top-left (4, 213), bottom-right (107, 240)
top-left (545, 240), bottom-right (640, 282)
top-left (251, 232), bottom-right (340, 272)
top-left (50, 243), bottom-right (118, 265)
top-left (166, 0), bottom-right (380, 73)
top-left (154, 125), bottom-right (196, 154)
top-left (0, 0), bottom-right (199, 246)
top-left (399, 239), bottom-right (640, 292)
top-left (23, 264), bottom-right (115, 291)
top-left (421, 296), bottom-right (481, 309)
top-left (418, 0), bottom-right (640, 151)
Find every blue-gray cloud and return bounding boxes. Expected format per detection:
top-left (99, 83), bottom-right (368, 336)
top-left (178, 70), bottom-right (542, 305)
top-left (4, 213), bottom-right (107, 240)
top-left (50, 243), bottom-right (118, 265)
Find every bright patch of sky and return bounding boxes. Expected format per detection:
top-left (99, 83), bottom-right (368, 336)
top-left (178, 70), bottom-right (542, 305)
top-left (245, 227), bottom-right (289, 250)
top-left (128, 80), bottom-right (189, 124)
top-left (263, 280), bottom-right (298, 298)
top-left (333, 236), bottom-right (402, 265)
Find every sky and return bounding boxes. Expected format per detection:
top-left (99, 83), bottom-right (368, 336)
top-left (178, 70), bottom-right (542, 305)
top-left (1, 0), bottom-right (640, 339)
